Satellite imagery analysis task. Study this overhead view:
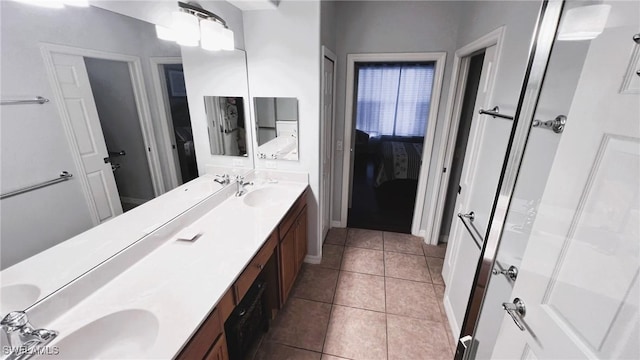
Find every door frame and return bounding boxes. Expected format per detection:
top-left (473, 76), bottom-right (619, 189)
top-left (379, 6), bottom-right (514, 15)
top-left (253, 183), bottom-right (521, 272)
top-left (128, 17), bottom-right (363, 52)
top-left (149, 56), bottom-right (183, 190)
top-left (423, 28), bottom-right (505, 246)
top-left (320, 46), bottom-right (337, 240)
top-left (339, 52), bottom-right (447, 236)
top-left (41, 43), bottom-right (165, 224)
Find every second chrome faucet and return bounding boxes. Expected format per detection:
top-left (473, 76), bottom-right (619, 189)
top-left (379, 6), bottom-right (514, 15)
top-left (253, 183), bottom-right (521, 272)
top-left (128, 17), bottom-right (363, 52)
top-left (235, 176), bottom-right (253, 197)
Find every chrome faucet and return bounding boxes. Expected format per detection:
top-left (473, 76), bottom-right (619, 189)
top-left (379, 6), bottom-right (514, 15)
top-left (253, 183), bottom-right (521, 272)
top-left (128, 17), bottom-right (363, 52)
top-left (1, 311), bottom-right (58, 360)
top-left (214, 174), bottom-right (230, 185)
top-left (235, 176), bottom-right (253, 197)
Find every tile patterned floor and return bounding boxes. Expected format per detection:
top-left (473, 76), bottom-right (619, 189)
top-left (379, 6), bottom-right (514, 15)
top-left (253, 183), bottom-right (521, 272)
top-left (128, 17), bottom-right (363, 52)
top-left (250, 228), bottom-right (453, 360)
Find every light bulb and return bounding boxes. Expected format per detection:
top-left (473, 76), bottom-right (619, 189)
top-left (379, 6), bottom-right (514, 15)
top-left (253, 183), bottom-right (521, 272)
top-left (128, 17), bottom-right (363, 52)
top-left (220, 27), bottom-right (234, 51)
top-left (156, 25), bottom-right (176, 42)
top-left (172, 11), bottom-right (200, 47)
top-left (200, 20), bottom-right (224, 51)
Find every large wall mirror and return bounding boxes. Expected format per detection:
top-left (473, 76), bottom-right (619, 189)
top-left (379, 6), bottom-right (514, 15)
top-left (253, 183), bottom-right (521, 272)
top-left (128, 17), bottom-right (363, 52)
top-left (0, 2), bottom-right (251, 314)
top-left (205, 96), bottom-right (248, 157)
top-left (254, 97), bottom-right (299, 161)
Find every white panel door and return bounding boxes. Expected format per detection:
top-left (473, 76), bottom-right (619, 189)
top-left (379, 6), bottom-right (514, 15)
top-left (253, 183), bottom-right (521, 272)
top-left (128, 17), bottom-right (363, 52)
top-left (321, 55), bottom-right (335, 239)
top-left (443, 44), bottom-right (498, 334)
top-left (51, 53), bottom-right (123, 223)
top-left (492, 2), bottom-right (640, 358)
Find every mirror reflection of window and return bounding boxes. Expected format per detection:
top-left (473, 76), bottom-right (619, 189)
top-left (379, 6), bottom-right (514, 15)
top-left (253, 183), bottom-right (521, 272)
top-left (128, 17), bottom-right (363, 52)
top-left (204, 96), bottom-right (247, 157)
top-left (253, 97), bottom-right (299, 161)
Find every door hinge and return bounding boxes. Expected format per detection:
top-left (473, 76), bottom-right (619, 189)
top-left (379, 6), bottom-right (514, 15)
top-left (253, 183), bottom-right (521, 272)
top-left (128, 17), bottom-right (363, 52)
top-left (458, 185), bottom-right (462, 194)
top-left (443, 167), bottom-right (447, 173)
top-left (172, 144), bottom-right (176, 149)
top-left (148, 147), bottom-right (151, 152)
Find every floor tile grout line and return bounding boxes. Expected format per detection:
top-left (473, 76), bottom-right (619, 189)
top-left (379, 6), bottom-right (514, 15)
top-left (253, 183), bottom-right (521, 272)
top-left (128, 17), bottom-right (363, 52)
top-left (261, 340), bottom-right (324, 356)
top-left (383, 249), bottom-right (390, 360)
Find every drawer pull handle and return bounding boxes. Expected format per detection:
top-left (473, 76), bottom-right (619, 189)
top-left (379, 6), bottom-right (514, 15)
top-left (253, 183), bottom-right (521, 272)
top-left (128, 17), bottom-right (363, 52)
top-left (256, 264), bottom-right (264, 270)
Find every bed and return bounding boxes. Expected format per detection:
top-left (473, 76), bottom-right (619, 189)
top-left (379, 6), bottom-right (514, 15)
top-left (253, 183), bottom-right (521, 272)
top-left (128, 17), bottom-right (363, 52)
top-left (374, 136), bottom-right (424, 187)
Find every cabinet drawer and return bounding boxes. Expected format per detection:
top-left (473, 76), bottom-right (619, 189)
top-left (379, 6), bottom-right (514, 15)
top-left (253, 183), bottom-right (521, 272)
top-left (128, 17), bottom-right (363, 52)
top-left (176, 308), bottom-right (222, 360)
top-left (204, 333), bottom-right (228, 360)
top-left (234, 232), bottom-right (277, 304)
top-left (278, 190), bottom-right (307, 239)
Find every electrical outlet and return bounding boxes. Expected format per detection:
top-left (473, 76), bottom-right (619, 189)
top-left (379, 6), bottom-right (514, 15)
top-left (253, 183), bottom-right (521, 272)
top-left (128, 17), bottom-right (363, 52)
top-left (266, 161), bottom-right (277, 169)
top-left (336, 140), bottom-right (343, 151)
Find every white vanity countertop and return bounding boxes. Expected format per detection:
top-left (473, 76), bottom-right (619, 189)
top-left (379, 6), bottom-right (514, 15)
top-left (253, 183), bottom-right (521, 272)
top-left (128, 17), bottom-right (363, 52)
top-left (0, 175), bottom-right (228, 314)
top-left (35, 172), bottom-right (309, 359)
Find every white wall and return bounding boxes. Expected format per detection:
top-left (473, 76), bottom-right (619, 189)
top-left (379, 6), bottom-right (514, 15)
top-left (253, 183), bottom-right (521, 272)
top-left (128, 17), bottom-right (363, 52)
top-left (320, 0), bottom-right (337, 51)
top-left (243, 1), bottom-right (322, 259)
top-left (329, 1), bottom-right (462, 229)
top-left (0, 2), bottom-right (180, 269)
top-left (85, 57), bottom-right (156, 202)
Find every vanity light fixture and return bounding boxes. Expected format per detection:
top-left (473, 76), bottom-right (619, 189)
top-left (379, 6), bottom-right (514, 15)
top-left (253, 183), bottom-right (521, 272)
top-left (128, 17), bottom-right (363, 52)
top-left (172, 9), bottom-right (200, 46)
top-left (157, 2), bottom-right (235, 51)
top-left (558, 4), bottom-right (611, 41)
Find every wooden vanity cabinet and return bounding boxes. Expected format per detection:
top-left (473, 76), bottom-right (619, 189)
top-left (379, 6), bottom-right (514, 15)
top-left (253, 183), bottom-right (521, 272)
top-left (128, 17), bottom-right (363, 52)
top-left (278, 191), bottom-right (308, 305)
top-left (177, 187), bottom-right (308, 360)
top-left (279, 228), bottom-right (297, 302)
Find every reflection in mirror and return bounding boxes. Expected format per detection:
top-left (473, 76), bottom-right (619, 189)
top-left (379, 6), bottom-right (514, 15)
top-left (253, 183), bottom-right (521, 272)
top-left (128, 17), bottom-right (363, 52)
top-left (0, 2), bottom-right (234, 314)
top-left (205, 96), bottom-right (247, 157)
top-left (254, 97), bottom-right (299, 161)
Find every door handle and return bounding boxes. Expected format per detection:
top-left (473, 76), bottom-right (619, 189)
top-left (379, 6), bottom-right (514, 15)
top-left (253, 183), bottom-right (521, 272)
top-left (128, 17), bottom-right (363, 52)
top-left (502, 297), bottom-right (526, 331)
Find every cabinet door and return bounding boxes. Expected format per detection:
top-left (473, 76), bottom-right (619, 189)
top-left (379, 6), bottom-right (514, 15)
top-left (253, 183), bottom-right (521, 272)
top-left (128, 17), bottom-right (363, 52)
top-left (204, 334), bottom-right (228, 360)
top-left (279, 228), bottom-right (297, 303)
top-left (294, 207), bottom-right (307, 271)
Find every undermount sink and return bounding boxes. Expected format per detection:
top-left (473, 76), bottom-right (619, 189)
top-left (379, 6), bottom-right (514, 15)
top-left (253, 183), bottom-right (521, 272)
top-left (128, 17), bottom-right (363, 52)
top-left (243, 187), bottom-right (291, 208)
top-left (47, 309), bottom-right (159, 359)
top-left (1, 284), bottom-right (41, 314)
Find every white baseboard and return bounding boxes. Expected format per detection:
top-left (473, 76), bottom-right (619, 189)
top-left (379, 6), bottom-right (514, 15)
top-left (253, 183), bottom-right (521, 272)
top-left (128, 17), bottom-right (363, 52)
top-left (120, 196), bottom-right (149, 205)
top-left (304, 254), bottom-right (322, 264)
top-left (330, 220), bottom-right (344, 228)
top-left (443, 294), bottom-right (459, 341)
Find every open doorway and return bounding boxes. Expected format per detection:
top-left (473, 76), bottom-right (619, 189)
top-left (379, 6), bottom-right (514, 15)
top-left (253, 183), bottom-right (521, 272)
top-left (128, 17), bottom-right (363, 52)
top-left (150, 58), bottom-right (198, 189)
top-left (161, 64), bottom-right (197, 183)
top-left (348, 62), bottom-right (435, 233)
top-left (437, 51), bottom-right (485, 243)
top-left (85, 57), bottom-right (156, 212)
top-left (340, 52), bottom-right (446, 236)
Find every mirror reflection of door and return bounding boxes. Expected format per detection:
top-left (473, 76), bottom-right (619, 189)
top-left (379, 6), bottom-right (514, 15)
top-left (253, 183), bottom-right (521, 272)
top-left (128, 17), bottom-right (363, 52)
top-left (85, 57), bottom-right (155, 213)
top-left (162, 64), bottom-right (198, 183)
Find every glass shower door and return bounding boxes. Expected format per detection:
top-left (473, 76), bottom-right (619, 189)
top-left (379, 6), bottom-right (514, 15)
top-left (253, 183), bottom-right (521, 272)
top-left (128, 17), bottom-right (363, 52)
top-left (469, 1), bottom-right (640, 358)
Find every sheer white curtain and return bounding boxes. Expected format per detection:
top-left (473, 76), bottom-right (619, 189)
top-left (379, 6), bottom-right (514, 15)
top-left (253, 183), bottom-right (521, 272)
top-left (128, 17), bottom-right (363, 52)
top-left (355, 63), bottom-right (434, 137)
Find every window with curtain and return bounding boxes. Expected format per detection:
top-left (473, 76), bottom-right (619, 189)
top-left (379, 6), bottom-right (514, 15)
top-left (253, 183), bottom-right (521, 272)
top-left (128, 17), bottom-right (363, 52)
top-left (355, 63), bottom-right (434, 137)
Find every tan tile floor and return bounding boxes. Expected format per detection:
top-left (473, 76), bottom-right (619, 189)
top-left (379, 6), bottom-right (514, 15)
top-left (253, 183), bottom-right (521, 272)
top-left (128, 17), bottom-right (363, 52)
top-left (251, 228), bottom-right (453, 360)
